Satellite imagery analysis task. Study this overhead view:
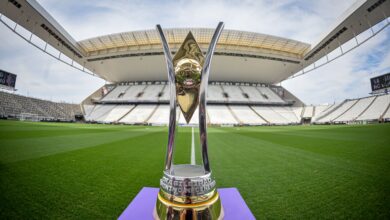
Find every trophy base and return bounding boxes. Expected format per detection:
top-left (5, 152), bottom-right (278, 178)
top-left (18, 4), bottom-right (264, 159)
top-left (154, 164), bottom-right (224, 220)
top-left (153, 191), bottom-right (224, 220)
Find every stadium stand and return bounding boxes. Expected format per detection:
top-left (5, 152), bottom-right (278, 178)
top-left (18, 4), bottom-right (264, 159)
top-left (97, 83), bottom-right (289, 105)
top-left (315, 100), bottom-right (358, 123)
top-left (229, 105), bottom-right (266, 125)
top-left (302, 106), bottom-right (314, 118)
top-left (119, 104), bottom-right (158, 124)
top-left (334, 96), bottom-right (376, 122)
top-left (207, 84), bottom-right (227, 103)
top-left (356, 94), bottom-right (390, 121)
top-left (257, 87), bottom-right (285, 104)
top-left (84, 105), bottom-right (117, 122)
top-left (2, 87), bottom-right (388, 125)
top-left (250, 106), bottom-right (289, 125)
top-left (141, 84), bottom-right (165, 102)
top-left (82, 104), bottom-right (95, 117)
top-left (293, 107), bottom-right (304, 118)
top-left (0, 79), bottom-right (380, 125)
top-left (271, 107), bottom-right (301, 124)
top-left (313, 94), bottom-right (390, 124)
top-left (0, 91), bottom-right (81, 121)
top-left (148, 105), bottom-right (170, 125)
top-left (312, 104), bottom-right (337, 121)
top-left (77, 82), bottom-right (390, 126)
top-left (100, 105), bottom-right (135, 123)
top-left (311, 104), bottom-right (331, 121)
top-left (207, 105), bottom-right (238, 125)
top-left (223, 85), bottom-right (247, 103)
top-left (101, 85), bottom-right (129, 101)
top-left (240, 86), bottom-right (267, 103)
top-left (83, 81), bottom-right (301, 125)
top-left (383, 106), bottom-right (390, 120)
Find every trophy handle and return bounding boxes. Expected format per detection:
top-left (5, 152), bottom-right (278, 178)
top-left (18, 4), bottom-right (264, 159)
top-left (156, 25), bottom-right (177, 172)
top-left (199, 22), bottom-right (225, 173)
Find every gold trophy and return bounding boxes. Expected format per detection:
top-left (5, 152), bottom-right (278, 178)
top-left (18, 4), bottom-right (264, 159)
top-left (154, 22), bottom-right (225, 220)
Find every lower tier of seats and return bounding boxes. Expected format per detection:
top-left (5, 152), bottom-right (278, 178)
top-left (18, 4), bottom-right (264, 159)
top-left (84, 104), bottom-right (303, 125)
top-left (83, 93), bottom-right (390, 125)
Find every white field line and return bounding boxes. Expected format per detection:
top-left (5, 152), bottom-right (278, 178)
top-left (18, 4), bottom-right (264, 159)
top-left (191, 127), bottom-right (196, 165)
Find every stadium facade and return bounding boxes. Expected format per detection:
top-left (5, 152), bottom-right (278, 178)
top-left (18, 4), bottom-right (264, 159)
top-left (0, 0), bottom-right (390, 125)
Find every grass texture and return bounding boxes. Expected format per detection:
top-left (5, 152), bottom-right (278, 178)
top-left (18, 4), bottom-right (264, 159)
top-left (0, 120), bottom-right (389, 219)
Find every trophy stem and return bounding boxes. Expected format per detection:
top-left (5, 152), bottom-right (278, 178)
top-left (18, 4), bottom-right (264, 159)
top-left (199, 22), bottom-right (225, 173)
top-left (156, 25), bottom-right (177, 172)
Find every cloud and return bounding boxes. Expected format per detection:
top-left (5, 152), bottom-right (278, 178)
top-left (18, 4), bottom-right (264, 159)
top-left (0, 25), bottom-right (104, 103)
top-left (36, 0), bottom-right (356, 42)
top-left (0, 0), bottom-right (388, 104)
top-left (282, 28), bottom-right (390, 105)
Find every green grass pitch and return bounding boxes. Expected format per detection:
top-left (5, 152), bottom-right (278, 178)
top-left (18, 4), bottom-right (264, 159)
top-left (0, 120), bottom-right (389, 219)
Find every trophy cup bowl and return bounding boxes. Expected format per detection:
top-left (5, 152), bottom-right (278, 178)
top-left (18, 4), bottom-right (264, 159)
top-left (154, 22), bottom-right (224, 220)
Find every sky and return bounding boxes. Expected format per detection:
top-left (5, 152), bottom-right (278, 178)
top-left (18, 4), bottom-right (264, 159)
top-left (0, 0), bottom-right (389, 104)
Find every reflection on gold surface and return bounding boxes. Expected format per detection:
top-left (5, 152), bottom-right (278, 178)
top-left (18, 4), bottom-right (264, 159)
top-left (173, 32), bottom-right (204, 123)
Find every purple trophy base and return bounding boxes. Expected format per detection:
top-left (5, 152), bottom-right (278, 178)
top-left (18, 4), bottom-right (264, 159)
top-left (118, 187), bottom-right (255, 220)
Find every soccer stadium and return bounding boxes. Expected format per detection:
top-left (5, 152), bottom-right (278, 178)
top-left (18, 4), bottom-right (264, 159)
top-left (0, 0), bottom-right (390, 219)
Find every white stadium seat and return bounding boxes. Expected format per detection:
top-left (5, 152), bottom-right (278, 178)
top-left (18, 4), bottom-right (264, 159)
top-left (334, 96), bottom-right (375, 122)
top-left (292, 107), bottom-right (304, 118)
top-left (102, 85), bottom-right (129, 101)
top-left (100, 105), bottom-right (135, 123)
top-left (83, 105), bottom-right (95, 116)
top-left (251, 106), bottom-right (288, 124)
top-left (207, 85), bottom-right (227, 102)
top-left (222, 85), bottom-right (247, 102)
top-left (141, 85), bottom-right (165, 102)
top-left (312, 105), bottom-right (331, 121)
top-left (258, 87), bottom-right (284, 103)
top-left (302, 106), bottom-right (314, 118)
top-left (383, 106), bottom-right (390, 119)
top-left (316, 100), bottom-right (358, 123)
top-left (229, 105), bottom-right (266, 125)
top-left (357, 94), bottom-right (390, 121)
top-left (85, 105), bottom-right (117, 122)
top-left (271, 107), bottom-right (300, 123)
top-left (147, 105), bottom-right (170, 125)
top-left (207, 105), bottom-right (238, 125)
top-left (119, 104), bottom-right (157, 124)
top-left (159, 85), bottom-right (170, 102)
top-left (121, 85), bottom-right (147, 101)
top-left (240, 86), bottom-right (267, 102)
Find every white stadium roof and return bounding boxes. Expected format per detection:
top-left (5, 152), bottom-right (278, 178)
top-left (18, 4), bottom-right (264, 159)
top-left (78, 29), bottom-right (310, 58)
top-left (0, 0), bottom-right (389, 83)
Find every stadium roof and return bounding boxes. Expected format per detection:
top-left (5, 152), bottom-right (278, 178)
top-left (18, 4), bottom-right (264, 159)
top-left (0, 0), bottom-right (389, 84)
top-left (78, 29), bottom-right (310, 58)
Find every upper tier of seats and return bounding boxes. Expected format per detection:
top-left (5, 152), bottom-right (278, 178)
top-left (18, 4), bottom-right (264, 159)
top-left (0, 91), bottom-right (81, 121)
top-left (99, 82), bottom-right (288, 105)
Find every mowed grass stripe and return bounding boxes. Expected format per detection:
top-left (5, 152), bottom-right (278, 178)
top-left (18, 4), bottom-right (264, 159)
top-left (0, 123), bottom-right (165, 163)
top-left (207, 125), bottom-right (390, 219)
top-left (0, 128), bottom-right (169, 219)
top-left (233, 125), bottom-right (390, 170)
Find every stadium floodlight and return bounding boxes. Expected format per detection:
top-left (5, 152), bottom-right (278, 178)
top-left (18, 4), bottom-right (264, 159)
top-left (154, 22), bottom-right (225, 220)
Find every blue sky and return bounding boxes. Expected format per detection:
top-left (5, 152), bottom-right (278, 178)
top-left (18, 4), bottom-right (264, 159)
top-left (0, 0), bottom-right (389, 104)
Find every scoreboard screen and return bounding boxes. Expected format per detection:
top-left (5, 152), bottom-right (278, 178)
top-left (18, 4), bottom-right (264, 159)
top-left (370, 73), bottom-right (390, 92)
top-left (0, 70), bottom-right (17, 89)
